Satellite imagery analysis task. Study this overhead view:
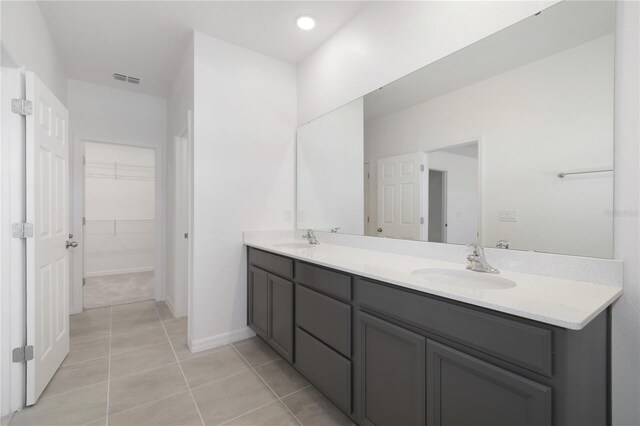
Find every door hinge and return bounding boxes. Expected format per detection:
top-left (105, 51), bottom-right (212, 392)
top-left (83, 216), bottom-right (87, 225)
top-left (11, 99), bottom-right (33, 116)
top-left (420, 217), bottom-right (424, 224)
top-left (420, 164), bottom-right (425, 172)
top-left (12, 346), bottom-right (34, 363)
top-left (12, 222), bottom-right (33, 239)
top-left (184, 233), bottom-right (189, 239)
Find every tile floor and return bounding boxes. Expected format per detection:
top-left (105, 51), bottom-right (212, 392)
top-left (10, 301), bottom-right (353, 426)
top-left (84, 271), bottom-right (155, 309)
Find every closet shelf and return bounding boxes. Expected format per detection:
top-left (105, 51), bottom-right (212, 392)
top-left (85, 160), bottom-right (155, 181)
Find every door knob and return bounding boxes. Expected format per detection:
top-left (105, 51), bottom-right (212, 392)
top-left (377, 228), bottom-right (383, 233)
top-left (65, 241), bottom-right (78, 249)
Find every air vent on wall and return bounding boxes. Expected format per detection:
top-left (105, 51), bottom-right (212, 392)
top-left (113, 73), bottom-right (141, 85)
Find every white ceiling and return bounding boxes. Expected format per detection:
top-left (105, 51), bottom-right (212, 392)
top-left (38, 1), bottom-right (368, 97)
top-left (364, 0), bottom-right (614, 121)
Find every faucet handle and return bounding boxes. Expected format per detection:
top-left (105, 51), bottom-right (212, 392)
top-left (466, 244), bottom-right (484, 257)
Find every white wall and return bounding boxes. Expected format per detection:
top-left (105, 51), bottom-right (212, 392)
top-left (191, 32), bottom-right (297, 348)
top-left (166, 37), bottom-right (194, 318)
top-left (297, 98), bottom-right (363, 234)
top-left (612, 2), bottom-right (640, 425)
top-left (299, 1), bottom-right (639, 423)
top-left (426, 150), bottom-right (478, 245)
top-left (0, 1), bottom-right (67, 104)
top-left (365, 36), bottom-right (613, 257)
top-left (67, 79), bottom-right (167, 310)
top-left (84, 142), bottom-right (155, 277)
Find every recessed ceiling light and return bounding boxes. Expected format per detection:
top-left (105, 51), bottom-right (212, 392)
top-left (296, 15), bottom-right (316, 31)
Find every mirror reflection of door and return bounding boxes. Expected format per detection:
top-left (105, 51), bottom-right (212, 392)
top-left (428, 170), bottom-right (447, 243)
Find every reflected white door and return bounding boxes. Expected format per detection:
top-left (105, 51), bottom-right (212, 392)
top-left (377, 152), bottom-right (423, 240)
top-left (26, 71), bottom-right (70, 405)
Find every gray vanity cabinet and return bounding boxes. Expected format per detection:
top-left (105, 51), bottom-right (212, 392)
top-left (426, 341), bottom-right (552, 426)
top-left (247, 266), bottom-right (269, 340)
top-left (247, 250), bottom-right (294, 362)
top-left (246, 247), bottom-right (609, 426)
top-left (268, 275), bottom-right (293, 361)
top-left (357, 312), bottom-right (426, 426)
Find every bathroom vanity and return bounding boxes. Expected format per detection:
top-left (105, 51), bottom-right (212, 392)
top-left (245, 241), bottom-right (620, 426)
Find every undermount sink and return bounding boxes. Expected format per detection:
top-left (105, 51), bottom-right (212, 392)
top-left (411, 268), bottom-right (516, 290)
top-left (273, 242), bottom-right (317, 249)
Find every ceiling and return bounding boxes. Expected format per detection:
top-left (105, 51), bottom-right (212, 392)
top-left (38, 1), bottom-right (368, 97)
top-left (364, 0), bottom-right (614, 121)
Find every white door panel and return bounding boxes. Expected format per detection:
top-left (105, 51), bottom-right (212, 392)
top-left (377, 152), bottom-right (422, 240)
top-left (26, 71), bottom-right (70, 405)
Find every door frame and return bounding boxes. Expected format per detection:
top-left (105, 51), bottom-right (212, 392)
top-left (1, 66), bottom-right (27, 416)
top-left (70, 135), bottom-right (166, 314)
top-left (171, 117), bottom-right (193, 319)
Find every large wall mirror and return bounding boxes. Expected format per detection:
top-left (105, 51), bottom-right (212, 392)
top-left (297, 1), bottom-right (614, 259)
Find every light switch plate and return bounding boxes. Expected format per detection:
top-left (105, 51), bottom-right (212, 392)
top-left (499, 209), bottom-right (518, 222)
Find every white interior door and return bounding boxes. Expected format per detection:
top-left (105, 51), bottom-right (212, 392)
top-left (25, 71), bottom-right (70, 405)
top-left (377, 152), bottom-right (423, 240)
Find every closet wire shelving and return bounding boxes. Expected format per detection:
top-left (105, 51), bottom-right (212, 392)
top-left (85, 160), bottom-right (155, 181)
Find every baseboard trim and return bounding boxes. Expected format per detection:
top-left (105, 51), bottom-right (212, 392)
top-left (164, 297), bottom-right (176, 316)
top-left (84, 266), bottom-right (154, 278)
top-left (190, 327), bottom-right (256, 353)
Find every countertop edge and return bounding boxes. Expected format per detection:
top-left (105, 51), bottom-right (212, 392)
top-left (244, 241), bottom-right (622, 330)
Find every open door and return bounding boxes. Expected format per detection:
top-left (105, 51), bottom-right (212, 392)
top-left (376, 152), bottom-right (423, 240)
top-left (25, 71), bottom-right (71, 405)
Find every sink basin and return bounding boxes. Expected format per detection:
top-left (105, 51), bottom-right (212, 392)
top-left (411, 268), bottom-right (516, 290)
top-left (273, 242), bottom-right (317, 249)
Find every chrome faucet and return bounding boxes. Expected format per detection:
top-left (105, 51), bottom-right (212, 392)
top-left (302, 229), bottom-right (319, 245)
top-left (466, 244), bottom-right (499, 274)
top-left (496, 240), bottom-right (510, 249)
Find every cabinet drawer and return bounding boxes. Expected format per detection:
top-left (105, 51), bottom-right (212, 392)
top-left (249, 248), bottom-right (293, 279)
top-left (295, 328), bottom-right (351, 413)
top-left (357, 279), bottom-right (553, 376)
top-left (296, 262), bottom-right (352, 301)
top-left (296, 284), bottom-right (351, 357)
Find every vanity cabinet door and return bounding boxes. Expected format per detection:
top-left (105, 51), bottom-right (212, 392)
top-left (248, 267), bottom-right (269, 340)
top-left (358, 312), bottom-right (426, 426)
top-left (426, 341), bottom-right (552, 426)
top-left (269, 275), bottom-right (294, 362)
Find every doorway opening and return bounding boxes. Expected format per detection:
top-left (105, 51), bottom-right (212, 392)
top-left (428, 169), bottom-right (447, 243)
top-left (82, 142), bottom-right (156, 308)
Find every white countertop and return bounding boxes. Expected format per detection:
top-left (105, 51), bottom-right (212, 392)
top-left (244, 235), bottom-right (622, 330)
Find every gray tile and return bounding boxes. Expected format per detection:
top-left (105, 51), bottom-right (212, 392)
top-left (282, 387), bottom-right (352, 426)
top-left (108, 363), bottom-right (188, 415)
top-left (110, 342), bottom-right (177, 379)
top-left (112, 301), bottom-right (158, 319)
top-left (225, 401), bottom-right (298, 426)
top-left (233, 338), bottom-right (280, 367)
top-left (111, 313), bottom-right (162, 335)
top-left (42, 357), bottom-right (109, 398)
top-left (164, 318), bottom-right (187, 339)
top-left (84, 418), bottom-right (107, 426)
top-left (110, 326), bottom-right (168, 354)
top-left (1, 414), bottom-right (13, 426)
top-left (10, 382), bottom-right (107, 426)
top-left (180, 346), bottom-right (249, 388)
top-left (192, 370), bottom-right (277, 425)
top-left (69, 314), bottom-right (111, 344)
top-left (155, 302), bottom-right (183, 324)
top-left (255, 360), bottom-right (309, 398)
top-left (171, 337), bottom-right (223, 361)
top-left (63, 337), bottom-right (110, 367)
top-left (107, 391), bottom-right (202, 426)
